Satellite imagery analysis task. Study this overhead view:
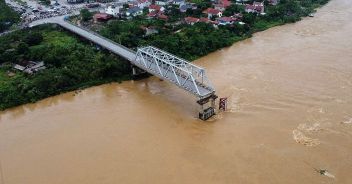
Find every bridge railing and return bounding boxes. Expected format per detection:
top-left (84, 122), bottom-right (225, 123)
top-left (62, 20), bottom-right (136, 56)
top-left (138, 46), bottom-right (214, 89)
top-left (136, 46), bottom-right (215, 98)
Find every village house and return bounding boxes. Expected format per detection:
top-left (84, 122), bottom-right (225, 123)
top-left (216, 16), bottom-right (237, 25)
top-left (147, 10), bottom-right (168, 20)
top-left (214, 0), bottom-right (231, 11)
top-left (140, 26), bottom-right (159, 36)
top-left (268, 0), bottom-right (279, 5)
top-left (93, 13), bottom-right (113, 22)
top-left (235, 0), bottom-right (249, 4)
top-left (172, 0), bottom-right (185, 5)
top-left (179, 3), bottom-right (197, 13)
top-left (149, 4), bottom-right (165, 13)
top-left (13, 61), bottom-right (46, 74)
top-left (233, 13), bottom-right (243, 19)
top-left (136, 0), bottom-right (151, 9)
top-left (155, 0), bottom-right (169, 6)
top-left (157, 14), bottom-right (168, 21)
top-left (105, 5), bottom-right (121, 17)
top-left (126, 6), bottom-right (143, 16)
top-left (203, 8), bottom-right (223, 19)
top-left (199, 17), bottom-right (210, 23)
top-left (245, 1), bottom-right (265, 14)
top-left (184, 16), bottom-right (199, 25)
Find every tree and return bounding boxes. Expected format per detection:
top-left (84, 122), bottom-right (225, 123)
top-left (25, 32), bottom-right (43, 46)
top-left (80, 9), bottom-right (93, 22)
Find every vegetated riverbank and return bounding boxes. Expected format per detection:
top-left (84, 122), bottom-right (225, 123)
top-left (92, 0), bottom-right (330, 61)
top-left (0, 25), bottom-right (131, 110)
top-left (0, 0), bottom-right (330, 110)
top-left (0, 0), bottom-right (20, 32)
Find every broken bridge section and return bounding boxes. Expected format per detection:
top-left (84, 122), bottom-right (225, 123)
top-left (134, 46), bottom-right (217, 120)
top-left (31, 17), bottom-right (217, 120)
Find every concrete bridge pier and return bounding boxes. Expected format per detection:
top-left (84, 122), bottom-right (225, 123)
top-left (131, 64), bottom-right (147, 79)
top-left (197, 94), bottom-right (218, 121)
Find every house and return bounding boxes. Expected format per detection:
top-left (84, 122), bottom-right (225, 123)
top-left (184, 16), bottom-right (199, 25)
top-left (155, 0), bottom-right (169, 6)
top-left (147, 10), bottom-right (159, 18)
top-left (233, 13), bottom-right (243, 19)
top-left (173, 0), bottom-right (184, 5)
top-left (140, 26), bottom-right (159, 36)
top-left (105, 5), bottom-right (120, 17)
top-left (158, 14), bottom-right (168, 21)
top-left (268, 0), bottom-right (279, 5)
top-left (179, 3), bottom-right (197, 13)
top-left (147, 10), bottom-right (168, 20)
top-left (203, 8), bottom-right (222, 19)
top-left (126, 7), bottom-right (143, 16)
top-left (137, 0), bottom-right (151, 9)
top-left (67, 0), bottom-right (84, 4)
top-left (216, 16), bottom-right (237, 25)
top-left (93, 13), bottom-right (113, 21)
top-left (199, 17), bottom-right (210, 23)
top-left (235, 0), bottom-right (249, 4)
top-left (245, 2), bottom-right (264, 14)
top-left (214, 0), bottom-right (231, 11)
top-left (13, 61), bottom-right (46, 74)
top-left (149, 4), bottom-right (165, 13)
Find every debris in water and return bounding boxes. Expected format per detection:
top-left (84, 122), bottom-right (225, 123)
top-left (315, 169), bottom-right (335, 178)
top-left (341, 117), bottom-right (352, 124)
top-left (292, 130), bottom-right (320, 146)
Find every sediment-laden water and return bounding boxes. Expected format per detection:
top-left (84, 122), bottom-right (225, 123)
top-left (1, 0), bottom-right (352, 183)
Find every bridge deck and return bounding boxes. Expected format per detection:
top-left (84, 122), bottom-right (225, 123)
top-left (29, 17), bottom-right (215, 99)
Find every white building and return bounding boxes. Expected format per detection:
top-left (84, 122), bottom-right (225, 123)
top-left (105, 6), bottom-right (121, 17)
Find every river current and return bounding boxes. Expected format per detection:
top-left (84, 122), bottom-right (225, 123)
top-left (1, 0), bottom-right (352, 183)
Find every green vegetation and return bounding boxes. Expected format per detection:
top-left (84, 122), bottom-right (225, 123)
top-left (80, 9), bottom-right (93, 22)
top-left (0, 0), bottom-right (330, 110)
top-left (98, 0), bottom-right (329, 60)
top-left (0, 25), bottom-right (131, 110)
top-left (0, 0), bottom-right (20, 32)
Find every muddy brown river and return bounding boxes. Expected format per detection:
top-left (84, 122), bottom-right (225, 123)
top-left (1, 0), bottom-right (352, 183)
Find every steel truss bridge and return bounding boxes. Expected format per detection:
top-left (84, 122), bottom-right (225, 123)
top-left (29, 16), bottom-right (217, 120)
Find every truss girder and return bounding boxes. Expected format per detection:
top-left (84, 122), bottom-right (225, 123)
top-left (134, 46), bottom-right (215, 98)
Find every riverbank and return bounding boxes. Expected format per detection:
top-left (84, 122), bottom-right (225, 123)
top-left (0, 25), bottom-right (131, 110)
top-left (1, 0), bottom-right (351, 183)
top-left (0, 0), bottom-right (331, 110)
top-left (88, 0), bottom-right (331, 61)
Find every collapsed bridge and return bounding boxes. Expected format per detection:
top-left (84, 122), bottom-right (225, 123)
top-left (29, 16), bottom-right (217, 120)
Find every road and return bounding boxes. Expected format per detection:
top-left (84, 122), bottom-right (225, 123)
top-left (29, 16), bottom-right (137, 61)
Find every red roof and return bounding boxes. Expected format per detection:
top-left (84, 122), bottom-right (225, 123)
top-left (147, 11), bottom-right (159, 17)
top-left (217, 16), bottom-right (236, 22)
top-left (203, 8), bottom-right (221, 15)
top-left (158, 14), bottom-right (168, 20)
top-left (185, 17), bottom-right (199, 23)
top-left (221, 0), bottom-right (231, 8)
top-left (199, 17), bottom-right (210, 23)
top-left (94, 13), bottom-right (112, 20)
top-left (149, 4), bottom-right (161, 11)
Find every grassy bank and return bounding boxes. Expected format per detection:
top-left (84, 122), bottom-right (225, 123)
top-left (0, 25), bottom-right (131, 110)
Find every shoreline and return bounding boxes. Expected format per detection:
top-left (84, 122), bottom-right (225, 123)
top-left (0, 1), bottom-right (331, 111)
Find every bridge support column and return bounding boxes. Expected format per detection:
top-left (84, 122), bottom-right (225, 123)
top-left (197, 94), bottom-right (218, 121)
top-left (131, 64), bottom-right (147, 79)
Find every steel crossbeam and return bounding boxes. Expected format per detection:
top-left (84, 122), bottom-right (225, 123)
top-left (134, 46), bottom-right (215, 99)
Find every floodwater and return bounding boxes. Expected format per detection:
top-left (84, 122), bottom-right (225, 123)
top-left (1, 0), bottom-right (352, 183)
